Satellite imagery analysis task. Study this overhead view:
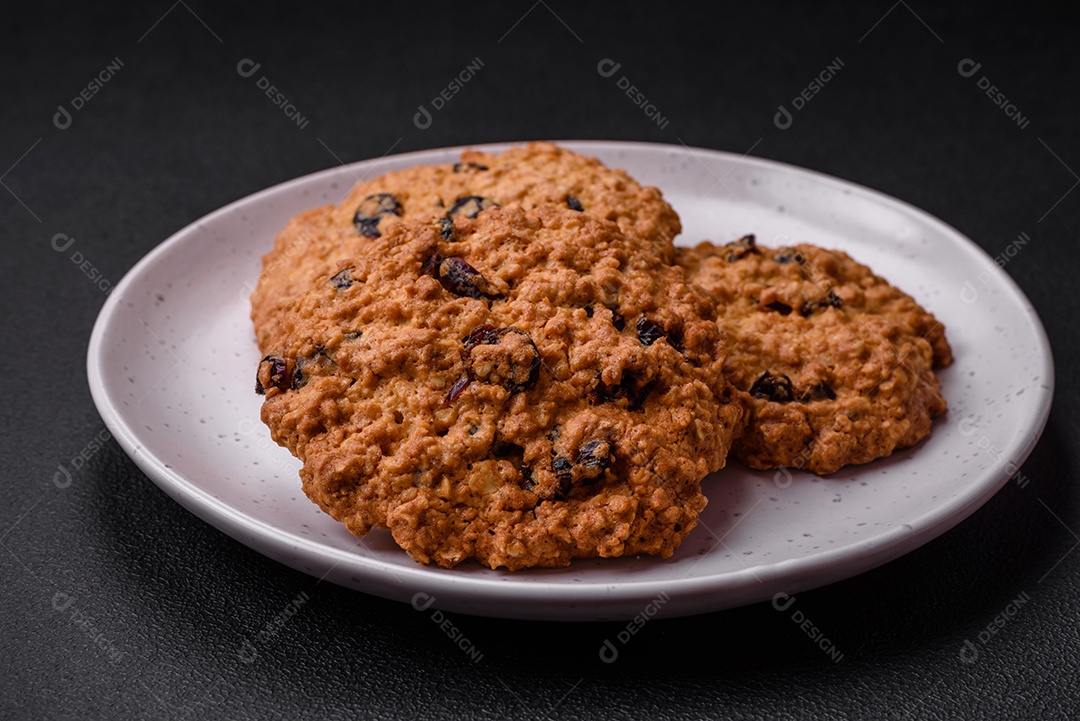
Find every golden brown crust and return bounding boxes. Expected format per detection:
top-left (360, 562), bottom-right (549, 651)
top-left (679, 236), bottom-right (951, 475)
top-left (250, 142), bottom-right (681, 351)
top-left (257, 207), bottom-right (742, 569)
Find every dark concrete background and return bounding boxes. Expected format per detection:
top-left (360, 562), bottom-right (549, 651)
top-left (3, 2), bottom-right (1078, 718)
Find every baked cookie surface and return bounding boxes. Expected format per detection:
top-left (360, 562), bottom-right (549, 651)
top-left (257, 206), bottom-right (742, 569)
top-left (251, 142), bottom-right (681, 350)
top-left (679, 235), bottom-right (951, 475)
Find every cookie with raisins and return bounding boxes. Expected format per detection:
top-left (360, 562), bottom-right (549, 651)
top-left (679, 236), bottom-right (951, 475)
top-left (257, 206), bottom-right (742, 570)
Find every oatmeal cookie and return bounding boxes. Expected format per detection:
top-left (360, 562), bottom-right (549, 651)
top-left (679, 235), bottom-right (951, 475)
top-left (257, 206), bottom-right (742, 569)
top-left (251, 142), bottom-right (681, 350)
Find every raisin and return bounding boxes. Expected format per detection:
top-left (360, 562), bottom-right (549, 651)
top-left (724, 234), bottom-right (759, 262)
top-left (589, 382), bottom-right (618, 405)
top-left (584, 305), bottom-right (594, 318)
top-left (519, 464), bottom-right (535, 491)
top-left (800, 381), bottom-right (836, 402)
top-left (463, 324), bottom-right (496, 348)
top-left (552, 456), bottom-right (573, 499)
top-left (438, 216), bottom-right (456, 242)
top-left (762, 301), bottom-right (793, 315)
top-left (609, 306), bottom-right (625, 331)
top-left (291, 360), bottom-right (306, 390)
top-left (566, 195), bottom-right (583, 211)
top-left (799, 289), bottom-right (844, 316)
top-left (330, 267), bottom-right (354, 290)
top-left (290, 347), bottom-right (335, 390)
top-left (577, 440), bottom-right (611, 483)
top-left (430, 256), bottom-right (502, 300)
top-left (255, 355), bottom-right (289, 395)
top-left (774, 248), bottom-right (805, 264)
top-left (353, 193), bottom-right (401, 238)
top-left (421, 252), bottom-right (443, 279)
top-left (636, 316), bottom-right (666, 346)
top-left (463, 326), bottom-right (541, 393)
top-left (447, 195), bottom-right (499, 219)
top-left (446, 375), bottom-right (471, 402)
top-left (452, 161), bottom-right (488, 172)
top-left (589, 373), bottom-right (655, 411)
top-left (749, 371), bottom-right (794, 402)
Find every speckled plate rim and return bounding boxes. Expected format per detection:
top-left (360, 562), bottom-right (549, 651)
top-left (87, 140), bottom-right (1054, 621)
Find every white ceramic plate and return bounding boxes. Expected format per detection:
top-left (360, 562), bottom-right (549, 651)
top-left (87, 141), bottom-right (1053, 621)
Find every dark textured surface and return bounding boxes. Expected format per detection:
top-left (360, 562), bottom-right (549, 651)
top-left (3, 2), bottom-right (1078, 718)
